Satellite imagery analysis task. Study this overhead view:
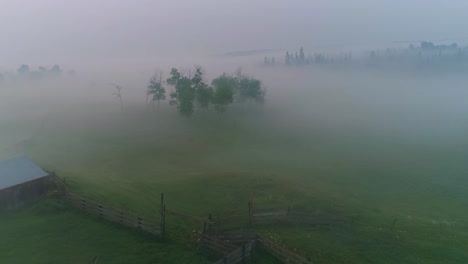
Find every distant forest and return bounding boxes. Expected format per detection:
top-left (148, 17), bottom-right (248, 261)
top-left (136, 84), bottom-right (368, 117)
top-left (0, 64), bottom-right (71, 81)
top-left (263, 42), bottom-right (468, 72)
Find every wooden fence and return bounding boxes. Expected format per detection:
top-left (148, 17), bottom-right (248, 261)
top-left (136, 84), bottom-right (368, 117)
top-left (212, 240), bottom-right (255, 264)
top-left (67, 193), bottom-right (163, 237)
top-left (248, 199), bottom-right (348, 229)
top-left (51, 174), bottom-right (316, 262)
top-left (201, 234), bottom-right (239, 255)
top-left (258, 234), bottom-right (312, 264)
top-left (203, 232), bottom-right (311, 264)
top-left (211, 232), bottom-right (259, 243)
top-left (200, 233), bottom-right (256, 264)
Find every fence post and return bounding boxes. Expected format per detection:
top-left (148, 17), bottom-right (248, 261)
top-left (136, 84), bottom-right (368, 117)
top-left (248, 200), bottom-right (252, 225)
top-left (162, 204), bottom-right (166, 240)
top-left (208, 214), bottom-right (213, 232)
top-left (160, 193), bottom-right (165, 240)
top-left (242, 243), bottom-right (246, 263)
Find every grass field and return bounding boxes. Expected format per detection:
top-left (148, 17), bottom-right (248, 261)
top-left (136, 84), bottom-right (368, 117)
top-left (1, 69), bottom-right (468, 263)
top-left (0, 197), bottom-right (282, 264)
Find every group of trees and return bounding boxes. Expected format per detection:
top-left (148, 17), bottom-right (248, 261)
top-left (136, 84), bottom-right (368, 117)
top-left (145, 66), bottom-right (266, 116)
top-left (263, 42), bottom-right (468, 72)
top-left (416, 41), bottom-right (458, 50)
top-left (262, 47), bottom-right (352, 67)
top-left (364, 42), bottom-right (468, 71)
top-left (0, 64), bottom-right (66, 82)
top-left (17, 64), bottom-right (63, 78)
top-left (285, 47), bottom-right (307, 65)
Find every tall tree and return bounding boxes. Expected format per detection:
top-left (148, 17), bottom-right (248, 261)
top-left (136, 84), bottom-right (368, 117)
top-left (211, 74), bottom-right (235, 112)
top-left (299, 47), bottom-right (305, 64)
top-left (111, 83), bottom-right (124, 111)
top-left (191, 66), bottom-right (213, 109)
top-left (147, 71), bottom-right (166, 111)
top-left (167, 68), bottom-right (196, 116)
top-left (50, 64), bottom-right (62, 74)
top-left (17, 64), bottom-right (30, 75)
top-left (239, 76), bottom-right (266, 103)
top-left (285, 52), bottom-right (290, 65)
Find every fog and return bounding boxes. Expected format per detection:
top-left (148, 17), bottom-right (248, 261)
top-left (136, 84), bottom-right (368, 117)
top-left (2, 60), bottom-right (468, 148)
top-left (2, 2), bottom-right (468, 263)
top-left (2, 0), bottom-right (468, 66)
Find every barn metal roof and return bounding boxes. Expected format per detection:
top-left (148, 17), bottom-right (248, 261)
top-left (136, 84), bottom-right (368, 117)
top-left (0, 156), bottom-right (48, 190)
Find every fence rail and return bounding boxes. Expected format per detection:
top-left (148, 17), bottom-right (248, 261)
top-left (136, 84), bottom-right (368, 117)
top-left (52, 174), bottom-right (316, 263)
top-left (67, 193), bottom-right (161, 236)
top-left (164, 209), bottom-right (214, 224)
top-left (211, 232), bottom-right (259, 243)
top-left (258, 234), bottom-right (312, 264)
top-left (212, 241), bottom-right (255, 264)
top-left (201, 234), bottom-right (239, 255)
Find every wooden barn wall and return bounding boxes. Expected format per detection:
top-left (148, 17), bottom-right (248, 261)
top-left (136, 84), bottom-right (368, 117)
top-left (0, 176), bottom-right (49, 211)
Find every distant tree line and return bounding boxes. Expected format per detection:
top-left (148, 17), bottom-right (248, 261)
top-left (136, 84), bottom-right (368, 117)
top-left (0, 64), bottom-right (72, 81)
top-left (265, 42), bottom-right (468, 72)
top-left (364, 41), bottom-right (468, 72)
top-left (145, 66), bottom-right (266, 116)
top-left (262, 47), bottom-right (353, 67)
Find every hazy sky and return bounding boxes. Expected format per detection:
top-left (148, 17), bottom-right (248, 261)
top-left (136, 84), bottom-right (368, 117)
top-left (1, 0), bottom-right (468, 65)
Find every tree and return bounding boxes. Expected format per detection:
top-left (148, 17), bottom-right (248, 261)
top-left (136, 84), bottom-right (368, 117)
top-left (299, 47), bottom-right (305, 64)
top-left (285, 52), bottom-right (291, 65)
top-left (196, 84), bottom-right (213, 109)
top-left (191, 66), bottom-right (213, 109)
top-left (17, 64), bottom-right (30, 75)
top-left (147, 71), bottom-right (166, 111)
top-left (421, 41), bottom-right (435, 50)
top-left (111, 83), bottom-right (124, 111)
top-left (271, 57), bottom-right (275, 65)
top-left (50, 64), bottom-right (62, 74)
top-left (166, 68), bottom-right (196, 116)
top-left (211, 74), bottom-right (234, 112)
top-left (239, 76), bottom-right (266, 103)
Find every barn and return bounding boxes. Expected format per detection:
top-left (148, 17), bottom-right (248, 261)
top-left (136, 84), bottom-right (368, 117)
top-left (0, 156), bottom-right (50, 210)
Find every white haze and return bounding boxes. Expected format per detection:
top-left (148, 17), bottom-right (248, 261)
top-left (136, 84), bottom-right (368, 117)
top-left (1, 0), bottom-right (468, 152)
top-left (2, 0), bottom-right (468, 66)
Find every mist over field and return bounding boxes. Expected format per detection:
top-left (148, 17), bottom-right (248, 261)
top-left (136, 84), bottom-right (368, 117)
top-left (2, 1), bottom-right (468, 263)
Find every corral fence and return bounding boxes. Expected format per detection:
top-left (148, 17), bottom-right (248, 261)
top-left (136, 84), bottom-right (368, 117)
top-left (200, 231), bottom-right (312, 264)
top-left (67, 193), bottom-right (163, 237)
top-left (50, 174), bottom-right (317, 263)
top-left (50, 173), bottom-right (167, 239)
top-left (207, 198), bottom-right (350, 231)
top-left (47, 173), bottom-right (459, 263)
top-left (257, 234), bottom-right (312, 264)
top-left (201, 232), bottom-right (256, 264)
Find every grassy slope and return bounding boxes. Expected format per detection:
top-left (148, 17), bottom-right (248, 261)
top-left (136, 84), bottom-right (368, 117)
top-left (0, 199), bottom-right (210, 264)
top-left (1, 102), bottom-right (468, 263)
top-left (0, 198), bottom-right (279, 264)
